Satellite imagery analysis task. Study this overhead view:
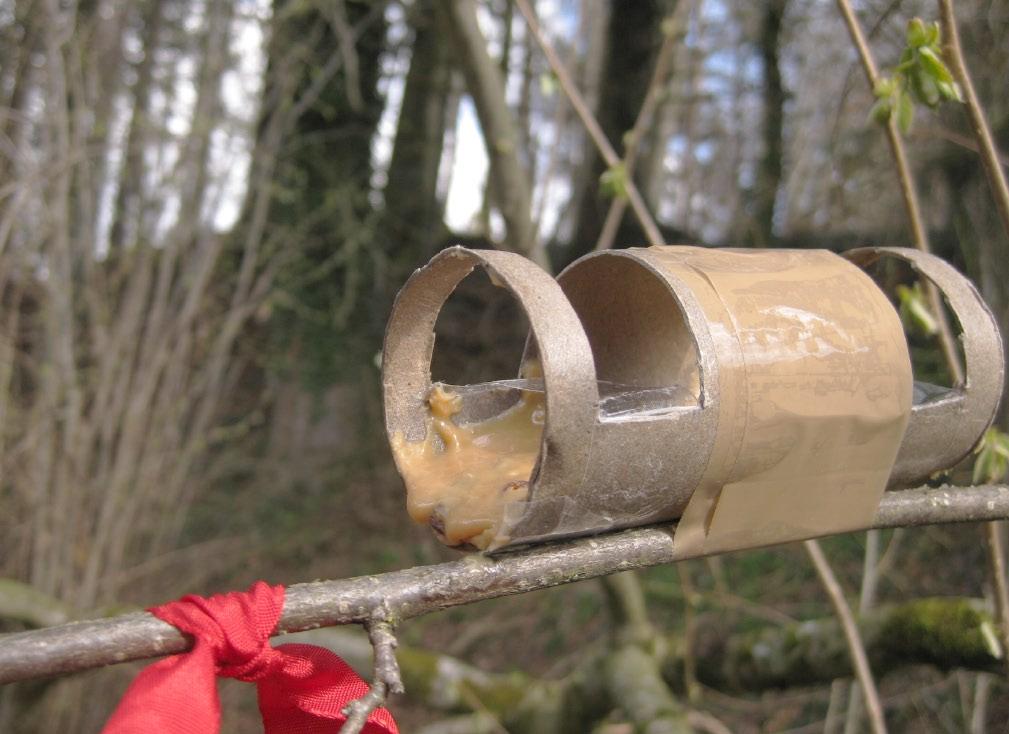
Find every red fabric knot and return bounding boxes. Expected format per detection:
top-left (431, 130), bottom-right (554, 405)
top-left (101, 581), bottom-right (398, 734)
top-left (151, 581), bottom-right (284, 682)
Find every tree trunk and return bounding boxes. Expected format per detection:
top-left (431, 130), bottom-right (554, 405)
top-left (383, 0), bottom-right (452, 274)
top-left (751, 0), bottom-right (787, 247)
top-left (108, 0), bottom-right (164, 254)
top-left (437, 0), bottom-right (541, 266)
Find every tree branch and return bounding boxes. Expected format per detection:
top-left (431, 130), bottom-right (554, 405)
top-left (938, 0), bottom-right (1009, 247)
top-left (340, 618), bottom-right (404, 734)
top-left (804, 539), bottom-right (888, 734)
top-left (2, 484), bottom-right (1008, 685)
top-left (438, 0), bottom-right (540, 266)
top-left (594, 3), bottom-right (689, 252)
top-left (513, 0), bottom-right (664, 247)
top-left (834, 0), bottom-right (964, 385)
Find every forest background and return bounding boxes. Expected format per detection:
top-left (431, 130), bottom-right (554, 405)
top-left (2, 0), bottom-right (1009, 731)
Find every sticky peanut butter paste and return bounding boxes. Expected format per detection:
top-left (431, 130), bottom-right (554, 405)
top-left (391, 383), bottom-right (545, 550)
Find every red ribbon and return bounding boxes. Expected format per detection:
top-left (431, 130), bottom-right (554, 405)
top-left (101, 581), bottom-right (398, 734)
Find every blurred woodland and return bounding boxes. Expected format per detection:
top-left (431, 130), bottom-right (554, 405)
top-left (2, 0), bottom-right (1009, 731)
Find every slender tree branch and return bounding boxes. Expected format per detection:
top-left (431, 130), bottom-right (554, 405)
top-left (936, 1), bottom-right (1009, 678)
top-left (834, 0), bottom-right (964, 385)
top-left (843, 528), bottom-right (885, 734)
top-left (970, 673), bottom-right (992, 734)
top-left (2, 484), bottom-right (1008, 686)
top-left (984, 521), bottom-right (1009, 677)
top-left (438, 0), bottom-right (542, 266)
top-left (938, 0), bottom-right (1009, 246)
top-left (513, 0), bottom-right (664, 247)
top-left (594, 3), bottom-right (689, 252)
top-left (341, 618), bottom-right (404, 734)
top-left (804, 540), bottom-right (888, 734)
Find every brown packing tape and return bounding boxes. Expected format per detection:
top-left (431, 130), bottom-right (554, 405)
top-left (643, 247), bottom-right (913, 556)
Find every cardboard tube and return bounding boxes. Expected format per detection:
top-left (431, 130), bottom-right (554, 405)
top-left (844, 247), bottom-right (1005, 488)
top-left (382, 247), bottom-right (599, 549)
top-left (383, 245), bottom-right (1004, 554)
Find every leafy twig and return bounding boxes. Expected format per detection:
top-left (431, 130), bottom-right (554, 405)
top-left (594, 4), bottom-right (690, 251)
top-left (834, 0), bottom-right (964, 385)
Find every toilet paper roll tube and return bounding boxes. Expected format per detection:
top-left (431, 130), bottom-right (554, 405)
top-left (382, 245), bottom-right (1004, 553)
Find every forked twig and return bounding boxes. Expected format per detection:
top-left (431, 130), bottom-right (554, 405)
top-left (341, 618), bottom-right (405, 734)
top-left (513, 0), bottom-right (664, 246)
top-left (594, 2), bottom-right (690, 251)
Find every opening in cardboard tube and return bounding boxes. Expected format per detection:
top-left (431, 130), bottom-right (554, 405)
top-left (391, 265), bottom-right (548, 550)
top-left (848, 252), bottom-right (964, 402)
top-left (558, 254), bottom-right (701, 420)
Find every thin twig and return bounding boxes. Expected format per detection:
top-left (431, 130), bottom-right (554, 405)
top-left (970, 673), bottom-right (992, 734)
top-left (513, 0), bottom-right (664, 246)
top-left (825, 680), bottom-right (847, 734)
top-left (834, 0), bottom-right (964, 385)
top-left (938, 0), bottom-right (1009, 246)
top-left (594, 3), bottom-right (690, 251)
top-left (687, 709), bottom-right (734, 734)
top-left (804, 540), bottom-right (888, 734)
top-left (678, 562), bottom-right (701, 703)
top-left (984, 521), bottom-right (1009, 676)
top-left (2, 484), bottom-right (1009, 685)
top-left (341, 618), bottom-right (404, 734)
top-left (936, 4), bottom-right (1009, 671)
top-left (843, 528), bottom-right (884, 734)
top-left (914, 126), bottom-right (1009, 168)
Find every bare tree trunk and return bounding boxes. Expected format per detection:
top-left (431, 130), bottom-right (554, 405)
top-left (108, 0), bottom-right (164, 254)
top-left (383, 0), bottom-right (451, 269)
top-left (752, 0), bottom-right (787, 248)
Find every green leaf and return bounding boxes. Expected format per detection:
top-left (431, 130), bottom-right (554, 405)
top-left (918, 46), bottom-right (956, 84)
top-left (897, 282), bottom-right (938, 336)
top-left (539, 72), bottom-right (557, 97)
top-left (974, 427), bottom-right (1009, 484)
top-left (926, 21), bottom-right (941, 46)
top-left (910, 68), bottom-right (940, 107)
top-left (599, 162), bottom-right (628, 200)
top-left (896, 89), bottom-right (915, 133)
top-left (870, 98), bottom-right (892, 126)
top-left (938, 79), bottom-right (965, 103)
top-left (993, 431), bottom-right (1009, 459)
top-left (908, 18), bottom-right (929, 47)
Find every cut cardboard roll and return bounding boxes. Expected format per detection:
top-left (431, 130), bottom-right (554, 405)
top-left (382, 245), bottom-right (1004, 554)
